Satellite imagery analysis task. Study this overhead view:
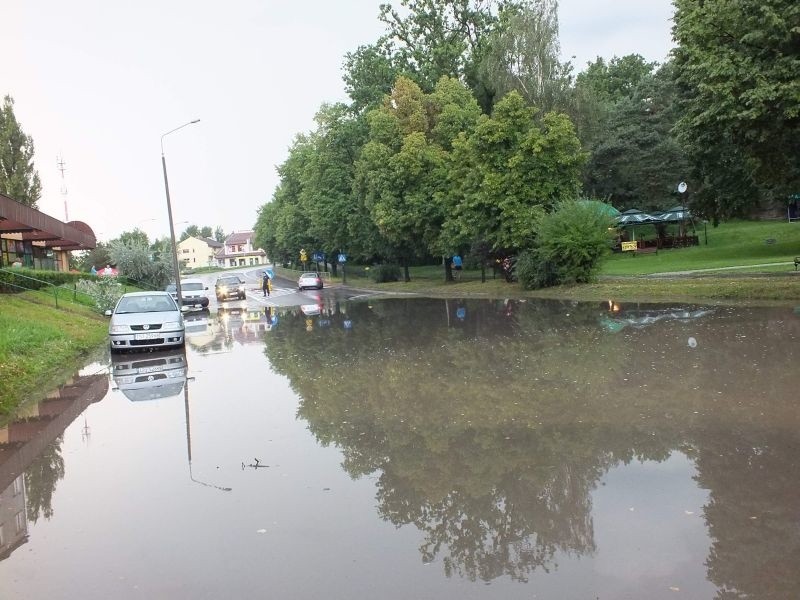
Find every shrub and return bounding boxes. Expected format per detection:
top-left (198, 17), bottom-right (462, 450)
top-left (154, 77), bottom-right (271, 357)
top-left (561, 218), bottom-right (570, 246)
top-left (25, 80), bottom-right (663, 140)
top-left (76, 277), bottom-right (124, 313)
top-left (0, 267), bottom-right (91, 292)
top-left (519, 201), bottom-right (615, 289)
top-left (371, 263), bottom-right (401, 283)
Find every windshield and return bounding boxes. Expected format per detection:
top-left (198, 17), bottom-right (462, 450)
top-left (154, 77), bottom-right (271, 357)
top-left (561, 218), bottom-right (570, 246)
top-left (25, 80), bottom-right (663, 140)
top-left (218, 277), bottom-right (241, 286)
top-left (182, 282), bottom-right (204, 291)
top-left (116, 295), bottom-right (177, 314)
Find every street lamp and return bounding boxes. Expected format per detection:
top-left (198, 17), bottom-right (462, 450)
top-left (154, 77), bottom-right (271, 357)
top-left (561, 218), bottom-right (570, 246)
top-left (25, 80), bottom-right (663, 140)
top-left (161, 119), bottom-right (200, 304)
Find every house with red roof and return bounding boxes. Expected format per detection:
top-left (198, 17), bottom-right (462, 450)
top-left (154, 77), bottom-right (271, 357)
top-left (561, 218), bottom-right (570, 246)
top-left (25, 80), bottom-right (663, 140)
top-left (215, 230), bottom-right (267, 268)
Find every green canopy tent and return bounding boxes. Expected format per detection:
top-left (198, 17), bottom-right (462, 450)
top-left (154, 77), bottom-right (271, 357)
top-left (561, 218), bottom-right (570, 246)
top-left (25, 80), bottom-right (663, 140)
top-left (616, 209), bottom-right (662, 241)
top-left (578, 200), bottom-right (621, 219)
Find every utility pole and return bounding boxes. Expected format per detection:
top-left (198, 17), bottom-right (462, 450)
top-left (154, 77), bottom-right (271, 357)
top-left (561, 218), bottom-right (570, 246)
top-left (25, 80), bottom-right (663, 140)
top-left (57, 155), bottom-right (69, 221)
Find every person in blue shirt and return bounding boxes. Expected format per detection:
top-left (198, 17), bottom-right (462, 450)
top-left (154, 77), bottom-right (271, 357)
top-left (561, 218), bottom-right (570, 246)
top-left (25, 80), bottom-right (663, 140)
top-left (452, 254), bottom-right (463, 279)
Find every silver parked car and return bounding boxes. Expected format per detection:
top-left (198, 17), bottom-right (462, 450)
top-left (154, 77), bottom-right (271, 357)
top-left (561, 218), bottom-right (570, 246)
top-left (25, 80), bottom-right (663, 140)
top-left (107, 291), bottom-right (186, 353)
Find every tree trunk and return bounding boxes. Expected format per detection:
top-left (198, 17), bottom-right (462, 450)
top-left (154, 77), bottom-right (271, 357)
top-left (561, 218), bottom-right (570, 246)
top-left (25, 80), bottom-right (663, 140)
top-left (444, 257), bottom-right (454, 282)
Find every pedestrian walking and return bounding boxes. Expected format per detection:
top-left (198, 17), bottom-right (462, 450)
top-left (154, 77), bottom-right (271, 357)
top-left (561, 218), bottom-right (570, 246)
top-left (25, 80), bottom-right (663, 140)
top-left (262, 271), bottom-right (270, 297)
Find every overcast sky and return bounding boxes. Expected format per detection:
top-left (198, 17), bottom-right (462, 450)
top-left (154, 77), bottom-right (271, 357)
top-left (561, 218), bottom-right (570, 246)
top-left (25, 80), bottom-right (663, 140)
top-left (1, 0), bottom-right (675, 243)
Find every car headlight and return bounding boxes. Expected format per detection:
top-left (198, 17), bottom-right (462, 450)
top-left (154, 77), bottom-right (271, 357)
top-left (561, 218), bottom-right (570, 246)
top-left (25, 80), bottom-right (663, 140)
top-left (110, 325), bottom-right (129, 333)
top-left (219, 286), bottom-right (228, 293)
top-left (162, 321), bottom-right (182, 330)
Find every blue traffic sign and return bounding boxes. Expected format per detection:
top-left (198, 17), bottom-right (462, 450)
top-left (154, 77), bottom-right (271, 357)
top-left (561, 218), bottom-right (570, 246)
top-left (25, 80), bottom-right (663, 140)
top-left (312, 252), bottom-right (324, 262)
top-left (338, 253), bottom-right (347, 263)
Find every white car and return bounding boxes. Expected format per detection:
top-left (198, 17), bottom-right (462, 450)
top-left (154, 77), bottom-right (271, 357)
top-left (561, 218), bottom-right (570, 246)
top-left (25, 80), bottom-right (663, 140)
top-left (166, 278), bottom-right (210, 308)
top-left (106, 291), bottom-right (186, 353)
top-left (298, 272), bottom-right (323, 290)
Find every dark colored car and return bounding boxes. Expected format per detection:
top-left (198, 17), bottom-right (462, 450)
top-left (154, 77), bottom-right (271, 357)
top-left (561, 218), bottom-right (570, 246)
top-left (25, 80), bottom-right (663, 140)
top-left (215, 275), bottom-right (247, 301)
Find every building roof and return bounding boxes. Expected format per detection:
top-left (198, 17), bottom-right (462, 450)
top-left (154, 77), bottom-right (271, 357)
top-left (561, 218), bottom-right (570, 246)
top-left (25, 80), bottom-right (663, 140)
top-left (0, 192), bottom-right (96, 250)
top-left (225, 230), bottom-right (254, 245)
top-left (200, 236), bottom-right (223, 248)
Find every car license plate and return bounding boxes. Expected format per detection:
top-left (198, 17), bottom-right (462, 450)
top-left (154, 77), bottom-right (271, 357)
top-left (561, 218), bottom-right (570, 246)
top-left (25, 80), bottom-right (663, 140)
top-left (138, 365), bottom-right (165, 373)
top-left (134, 333), bottom-right (162, 340)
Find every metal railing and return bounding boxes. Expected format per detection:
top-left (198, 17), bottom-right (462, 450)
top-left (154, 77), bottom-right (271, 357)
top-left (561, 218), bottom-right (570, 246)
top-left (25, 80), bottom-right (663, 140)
top-left (0, 268), bottom-right (97, 310)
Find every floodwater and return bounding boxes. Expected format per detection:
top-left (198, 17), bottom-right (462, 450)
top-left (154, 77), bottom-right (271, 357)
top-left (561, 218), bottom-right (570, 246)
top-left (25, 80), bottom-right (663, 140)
top-left (1, 298), bottom-right (799, 599)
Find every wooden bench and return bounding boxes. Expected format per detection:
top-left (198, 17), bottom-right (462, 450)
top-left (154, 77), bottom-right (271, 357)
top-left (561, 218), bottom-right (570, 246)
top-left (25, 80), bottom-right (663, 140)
top-left (633, 246), bottom-right (658, 256)
top-left (794, 257), bottom-right (800, 271)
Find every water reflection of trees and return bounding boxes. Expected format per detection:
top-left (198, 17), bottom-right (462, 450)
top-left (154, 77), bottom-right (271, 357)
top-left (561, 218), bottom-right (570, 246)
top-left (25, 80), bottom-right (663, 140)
top-left (264, 298), bottom-right (800, 589)
top-left (24, 438), bottom-right (65, 524)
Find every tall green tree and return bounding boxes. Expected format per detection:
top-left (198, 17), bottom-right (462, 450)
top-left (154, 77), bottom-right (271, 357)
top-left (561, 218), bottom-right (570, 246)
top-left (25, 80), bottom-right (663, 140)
top-left (354, 76), bottom-right (481, 280)
top-left (478, 0), bottom-right (572, 114)
top-left (179, 224), bottom-right (213, 241)
top-left (570, 54), bottom-right (657, 152)
top-left (672, 0), bottom-right (800, 220)
top-left (0, 95), bottom-right (41, 208)
top-left (444, 91), bottom-right (585, 257)
top-left (581, 62), bottom-right (691, 211)
top-left (377, 0), bottom-right (500, 111)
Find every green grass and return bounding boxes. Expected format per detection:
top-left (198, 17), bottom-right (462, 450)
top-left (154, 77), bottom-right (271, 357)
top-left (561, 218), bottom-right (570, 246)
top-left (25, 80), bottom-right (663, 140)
top-left (0, 294), bottom-right (108, 416)
top-left (319, 221), bottom-right (800, 303)
top-left (602, 220), bottom-right (800, 275)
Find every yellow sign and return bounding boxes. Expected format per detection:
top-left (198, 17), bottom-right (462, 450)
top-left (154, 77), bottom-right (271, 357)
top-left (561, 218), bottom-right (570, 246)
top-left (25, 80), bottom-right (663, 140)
top-left (621, 241), bottom-right (638, 252)
top-left (300, 249), bottom-right (307, 261)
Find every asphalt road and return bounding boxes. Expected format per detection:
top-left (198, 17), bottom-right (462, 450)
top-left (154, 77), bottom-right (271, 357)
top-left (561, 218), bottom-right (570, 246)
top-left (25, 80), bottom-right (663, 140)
top-left (182, 266), bottom-right (370, 314)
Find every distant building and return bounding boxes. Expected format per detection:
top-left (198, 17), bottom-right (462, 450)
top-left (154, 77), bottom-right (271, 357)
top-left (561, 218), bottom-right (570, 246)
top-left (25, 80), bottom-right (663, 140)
top-left (215, 231), bottom-right (267, 267)
top-left (177, 236), bottom-right (223, 268)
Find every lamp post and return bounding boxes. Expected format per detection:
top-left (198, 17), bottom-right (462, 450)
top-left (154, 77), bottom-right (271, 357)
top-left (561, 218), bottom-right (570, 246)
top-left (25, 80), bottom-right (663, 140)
top-left (161, 119), bottom-right (200, 304)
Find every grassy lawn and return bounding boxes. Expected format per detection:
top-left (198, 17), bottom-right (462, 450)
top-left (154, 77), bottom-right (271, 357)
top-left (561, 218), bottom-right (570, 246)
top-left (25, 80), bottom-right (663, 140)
top-left (601, 220), bottom-right (800, 275)
top-left (0, 294), bottom-right (108, 416)
top-left (318, 221), bottom-right (800, 303)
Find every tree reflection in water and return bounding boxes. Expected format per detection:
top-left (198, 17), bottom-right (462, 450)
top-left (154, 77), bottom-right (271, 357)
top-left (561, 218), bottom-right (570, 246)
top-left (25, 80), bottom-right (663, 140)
top-left (24, 438), bottom-right (65, 524)
top-left (264, 297), bottom-right (800, 589)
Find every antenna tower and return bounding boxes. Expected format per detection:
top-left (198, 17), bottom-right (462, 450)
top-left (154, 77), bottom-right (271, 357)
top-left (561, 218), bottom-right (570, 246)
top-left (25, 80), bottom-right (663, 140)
top-left (57, 155), bottom-right (69, 222)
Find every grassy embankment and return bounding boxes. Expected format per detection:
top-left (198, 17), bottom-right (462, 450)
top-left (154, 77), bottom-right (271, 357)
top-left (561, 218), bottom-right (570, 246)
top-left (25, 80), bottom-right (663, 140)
top-left (322, 220), bottom-right (800, 303)
top-left (0, 293), bottom-right (108, 416)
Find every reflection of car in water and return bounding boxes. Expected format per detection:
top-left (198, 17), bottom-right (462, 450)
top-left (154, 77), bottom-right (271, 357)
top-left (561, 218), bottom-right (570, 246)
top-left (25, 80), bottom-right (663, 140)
top-left (111, 348), bottom-right (187, 401)
top-left (301, 303), bottom-right (322, 316)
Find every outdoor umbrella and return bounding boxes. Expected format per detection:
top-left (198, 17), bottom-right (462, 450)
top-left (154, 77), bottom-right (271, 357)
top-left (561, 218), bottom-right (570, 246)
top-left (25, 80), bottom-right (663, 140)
top-left (616, 209), bottom-right (662, 241)
top-left (658, 205), bottom-right (691, 222)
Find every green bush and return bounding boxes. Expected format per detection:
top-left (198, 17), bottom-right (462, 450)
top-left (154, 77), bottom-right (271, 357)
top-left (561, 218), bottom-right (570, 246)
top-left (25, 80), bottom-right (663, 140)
top-left (519, 201), bottom-right (615, 289)
top-left (76, 278), bottom-right (124, 313)
top-left (0, 267), bottom-right (92, 292)
top-left (371, 263), bottom-right (401, 283)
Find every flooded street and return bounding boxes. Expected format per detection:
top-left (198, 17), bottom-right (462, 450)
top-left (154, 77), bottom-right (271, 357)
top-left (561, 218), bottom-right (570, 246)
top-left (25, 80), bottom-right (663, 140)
top-left (1, 297), bottom-right (799, 599)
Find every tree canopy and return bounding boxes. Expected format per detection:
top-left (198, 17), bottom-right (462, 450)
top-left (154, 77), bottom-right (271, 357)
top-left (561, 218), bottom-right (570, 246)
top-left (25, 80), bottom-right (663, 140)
top-left (672, 0), bottom-right (800, 220)
top-left (0, 95), bottom-right (41, 208)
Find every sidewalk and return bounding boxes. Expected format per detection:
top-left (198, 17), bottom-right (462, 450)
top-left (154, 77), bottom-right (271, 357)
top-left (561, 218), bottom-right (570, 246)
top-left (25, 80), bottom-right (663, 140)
top-left (647, 261), bottom-right (795, 277)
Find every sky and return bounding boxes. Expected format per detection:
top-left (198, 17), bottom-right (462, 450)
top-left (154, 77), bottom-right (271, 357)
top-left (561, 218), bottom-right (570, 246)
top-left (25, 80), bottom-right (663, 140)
top-left (1, 0), bottom-right (675, 244)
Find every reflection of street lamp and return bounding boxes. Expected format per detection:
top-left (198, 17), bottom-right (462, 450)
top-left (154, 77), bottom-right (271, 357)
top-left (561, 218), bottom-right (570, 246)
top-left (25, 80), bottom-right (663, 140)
top-left (183, 377), bottom-right (232, 492)
top-left (161, 119), bottom-right (200, 304)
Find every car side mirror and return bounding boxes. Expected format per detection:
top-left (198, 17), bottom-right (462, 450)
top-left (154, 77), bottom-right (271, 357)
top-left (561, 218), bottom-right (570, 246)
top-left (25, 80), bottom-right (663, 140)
top-left (204, 286), bottom-right (208, 290)
top-left (104, 309), bottom-right (112, 317)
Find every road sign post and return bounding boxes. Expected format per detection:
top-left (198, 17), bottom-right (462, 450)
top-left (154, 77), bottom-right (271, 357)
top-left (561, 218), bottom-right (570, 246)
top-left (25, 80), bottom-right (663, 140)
top-left (338, 253), bottom-right (347, 284)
